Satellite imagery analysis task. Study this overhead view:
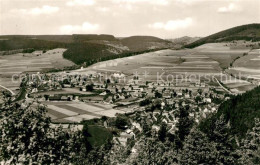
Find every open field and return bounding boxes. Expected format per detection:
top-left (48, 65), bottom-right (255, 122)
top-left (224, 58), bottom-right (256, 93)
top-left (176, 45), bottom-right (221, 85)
top-left (227, 49), bottom-right (260, 78)
top-left (0, 48), bottom-right (74, 92)
top-left (70, 43), bottom-right (255, 93)
top-left (74, 48), bottom-right (223, 82)
top-left (44, 101), bottom-right (125, 123)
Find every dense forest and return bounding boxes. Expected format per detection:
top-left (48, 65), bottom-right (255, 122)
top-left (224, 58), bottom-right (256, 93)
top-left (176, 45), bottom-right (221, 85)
top-left (200, 85), bottom-right (260, 139)
top-left (185, 23), bottom-right (260, 48)
top-left (0, 38), bottom-right (68, 51)
top-left (63, 42), bottom-right (167, 65)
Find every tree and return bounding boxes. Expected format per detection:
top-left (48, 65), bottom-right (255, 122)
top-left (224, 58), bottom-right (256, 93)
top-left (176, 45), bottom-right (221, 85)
top-left (176, 107), bottom-right (194, 147)
top-left (115, 115), bottom-right (129, 129)
top-left (0, 96), bottom-right (89, 164)
top-left (238, 118), bottom-right (260, 165)
top-left (154, 91), bottom-right (162, 98)
top-left (86, 84), bottom-right (94, 91)
top-left (139, 98), bottom-right (152, 106)
top-left (132, 138), bottom-right (178, 165)
top-left (106, 79), bottom-right (111, 84)
top-left (173, 92), bottom-right (177, 97)
top-left (158, 122), bottom-right (167, 142)
top-left (211, 115), bottom-right (236, 164)
top-left (195, 96), bottom-right (202, 103)
top-left (181, 128), bottom-right (217, 164)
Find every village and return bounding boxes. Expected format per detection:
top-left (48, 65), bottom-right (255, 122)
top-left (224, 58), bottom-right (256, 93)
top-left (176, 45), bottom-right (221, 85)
top-left (19, 69), bottom-right (230, 147)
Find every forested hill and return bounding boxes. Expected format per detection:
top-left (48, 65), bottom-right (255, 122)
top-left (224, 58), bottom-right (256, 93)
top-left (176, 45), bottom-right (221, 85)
top-left (185, 23), bottom-right (260, 48)
top-left (0, 34), bottom-right (173, 65)
top-left (121, 36), bottom-right (172, 52)
top-left (200, 85), bottom-right (260, 138)
top-left (0, 34), bottom-right (172, 52)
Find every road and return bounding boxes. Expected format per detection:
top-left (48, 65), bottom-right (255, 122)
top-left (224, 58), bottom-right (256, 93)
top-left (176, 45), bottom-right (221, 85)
top-left (213, 77), bottom-right (233, 95)
top-left (0, 85), bottom-right (15, 96)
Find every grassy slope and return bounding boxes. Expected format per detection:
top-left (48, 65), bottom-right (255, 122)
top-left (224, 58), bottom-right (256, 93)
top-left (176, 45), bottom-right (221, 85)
top-left (200, 86), bottom-right (260, 138)
top-left (185, 23), bottom-right (260, 48)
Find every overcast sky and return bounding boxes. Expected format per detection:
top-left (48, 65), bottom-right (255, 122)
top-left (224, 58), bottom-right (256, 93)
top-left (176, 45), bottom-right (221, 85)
top-left (0, 0), bottom-right (259, 38)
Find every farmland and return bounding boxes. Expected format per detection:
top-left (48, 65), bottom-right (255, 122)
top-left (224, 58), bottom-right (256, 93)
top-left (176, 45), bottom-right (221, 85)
top-left (44, 101), bottom-right (126, 123)
top-left (0, 48), bottom-right (74, 92)
top-left (73, 43), bottom-right (255, 93)
top-left (227, 49), bottom-right (260, 78)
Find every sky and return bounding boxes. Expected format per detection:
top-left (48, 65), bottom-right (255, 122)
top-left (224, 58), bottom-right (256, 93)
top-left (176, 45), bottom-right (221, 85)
top-left (0, 0), bottom-right (259, 38)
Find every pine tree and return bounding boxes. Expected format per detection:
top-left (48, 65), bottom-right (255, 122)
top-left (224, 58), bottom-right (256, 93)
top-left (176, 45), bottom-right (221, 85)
top-left (212, 114), bottom-right (236, 164)
top-left (158, 122), bottom-right (167, 142)
top-left (181, 128), bottom-right (217, 165)
top-left (176, 107), bottom-right (194, 148)
top-left (238, 118), bottom-right (260, 165)
top-left (132, 138), bottom-right (178, 165)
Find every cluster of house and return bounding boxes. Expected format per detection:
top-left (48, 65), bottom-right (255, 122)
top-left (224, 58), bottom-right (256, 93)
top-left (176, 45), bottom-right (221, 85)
top-left (110, 86), bottom-right (226, 146)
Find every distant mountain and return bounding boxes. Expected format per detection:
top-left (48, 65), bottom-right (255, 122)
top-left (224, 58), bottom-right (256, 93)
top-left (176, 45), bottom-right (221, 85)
top-left (185, 23), bottom-right (260, 48)
top-left (0, 35), bottom-right (74, 43)
top-left (166, 36), bottom-right (201, 49)
top-left (120, 36), bottom-right (173, 52)
top-left (0, 34), bottom-right (173, 65)
top-left (0, 34), bottom-right (172, 52)
top-left (167, 36), bottom-right (201, 45)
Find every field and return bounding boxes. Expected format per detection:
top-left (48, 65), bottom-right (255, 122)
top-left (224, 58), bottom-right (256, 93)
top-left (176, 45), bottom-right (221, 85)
top-left (0, 48), bottom-right (74, 93)
top-left (72, 43), bottom-right (255, 93)
top-left (227, 49), bottom-right (260, 78)
top-left (44, 101), bottom-right (126, 123)
top-left (74, 48), bottom-right (221, 82)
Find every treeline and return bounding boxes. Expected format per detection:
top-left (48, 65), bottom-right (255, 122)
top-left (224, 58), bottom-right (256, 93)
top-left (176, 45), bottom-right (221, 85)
top-left (63, 42), bottom-right (167, 65)
top-left (72, 34), bottom-right (117, 42)
top-left (0, 38), bottom-right (68, 51)
top-left (185, 23), bottom-right (260, 48)
top-left (200, 85), bottom-right (260, 139)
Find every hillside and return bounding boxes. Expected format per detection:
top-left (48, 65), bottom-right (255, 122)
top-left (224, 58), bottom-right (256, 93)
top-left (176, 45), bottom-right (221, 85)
top-left (63, 42), bottom-right (115, 65)
top-left (0, 34), bottom-right (173, 65)
top-left (200, 86), bottom-right (260, 139)
top-left (121, 36), bottom-right (173, 52)
top-left (185, 23), bottom-right (260, 48)
top-left (72, 34), bottom-right (117, 42)
top-left (168, 36), bottom-right (201, 45)
top-left (0, 37), bottom-right (68, 51)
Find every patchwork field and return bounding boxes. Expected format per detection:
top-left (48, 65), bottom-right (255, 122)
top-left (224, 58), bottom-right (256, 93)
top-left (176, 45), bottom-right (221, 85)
top-left (74, 48), bottom-right (222, 82)
top-left (0, 48), bottom-right (74, 92)
top-left (44, 101), bottom-right (126, 123)
top-left (227, 49), bottom-right (260, 79)
top-left (72, 43), bottom-right (255, 93)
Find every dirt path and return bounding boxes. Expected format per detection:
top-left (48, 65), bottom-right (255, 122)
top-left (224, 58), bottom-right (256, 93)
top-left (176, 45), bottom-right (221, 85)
top-left (213, 77), bottom-right (233, 95)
